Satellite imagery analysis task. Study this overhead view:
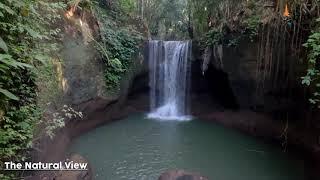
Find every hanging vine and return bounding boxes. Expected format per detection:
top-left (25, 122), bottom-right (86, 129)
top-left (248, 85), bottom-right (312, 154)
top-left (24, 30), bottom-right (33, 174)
top-left (255, 0), bottom-right (320, 107)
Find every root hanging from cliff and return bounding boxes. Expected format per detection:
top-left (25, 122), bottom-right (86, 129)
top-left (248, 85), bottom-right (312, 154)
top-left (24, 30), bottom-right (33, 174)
top-left (255, 9), bottom-right (310, 104)
top-left (202, 45), bottom-right (223, 75)
top-left (280, 118), bottom-right (289, 152)
top-left (256, 20), bottom-right (290, 101)
top-left (254, 0), bottom-right (320, 106)
top-left (202, 46), bottom-right (212, 74)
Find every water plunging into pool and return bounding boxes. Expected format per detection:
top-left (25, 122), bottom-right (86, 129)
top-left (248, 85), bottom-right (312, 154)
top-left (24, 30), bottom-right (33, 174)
top-left (68, 41), bottom-right (304, 180)
top-left (148, 40), bottom-right (191, 121)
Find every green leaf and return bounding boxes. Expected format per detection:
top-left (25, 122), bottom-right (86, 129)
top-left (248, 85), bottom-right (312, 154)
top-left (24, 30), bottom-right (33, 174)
top-left (302, 76), bottom-right (311, 86)
top-left (0, 37), bottom-right (8, 52)
top-left (0, 88), bottom-right (19, 100)
top-left (0, 54), bottom-right (33, 69)
top-left (0, 2), bottom-right (15, 15)
top-left (0, 64), bottom-right (9, 72)
top-left (34, 54), bottom-right (49, 65)
top-left (25, 27), bottom-right (41, 39)
top-left (110, 58), bottom-right (124, 71)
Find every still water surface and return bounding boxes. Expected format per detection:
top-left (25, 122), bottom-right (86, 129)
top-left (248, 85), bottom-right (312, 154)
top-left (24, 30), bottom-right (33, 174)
top-left (69, 114), bottom-right (304, 180)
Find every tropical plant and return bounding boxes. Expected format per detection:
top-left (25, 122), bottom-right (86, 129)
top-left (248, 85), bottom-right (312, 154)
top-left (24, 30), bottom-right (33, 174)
top-left (93, 4), bottom-right (143, 90)
top-left (302, 18), bottom-right (320, 108)
top-left (0, 0), bottom-right (65, 178)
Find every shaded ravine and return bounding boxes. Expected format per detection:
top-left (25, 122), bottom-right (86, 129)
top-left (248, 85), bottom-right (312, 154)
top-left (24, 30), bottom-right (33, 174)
top-left (29, 35), bottom-right (320, 179)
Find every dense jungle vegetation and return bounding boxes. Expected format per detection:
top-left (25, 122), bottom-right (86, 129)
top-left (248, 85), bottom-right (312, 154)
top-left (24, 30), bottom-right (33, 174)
top-left (0, 0), bottom-right (144, 179)
top-left (0, 1), bottom-right (64, 179)
top-left (123, 0), bottom-right (320, 110)
top-left (0, 0), bottom-right (319, 179)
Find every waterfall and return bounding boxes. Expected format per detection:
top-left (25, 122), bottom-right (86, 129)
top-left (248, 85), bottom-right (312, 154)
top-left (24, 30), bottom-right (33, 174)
top-left (148, 40), bottom-right (192, 121)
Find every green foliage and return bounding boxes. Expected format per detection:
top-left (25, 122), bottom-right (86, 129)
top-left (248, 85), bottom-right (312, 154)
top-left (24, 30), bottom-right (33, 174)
top-left (35, 58), bottom-right (63, 108)
top-left (94, 5), bottom-right (143, 90)
top-left (0, 105), bottom-right (41, 161)
top-left (160, 0), bottom-right (189, 38)
top-left (118, 0), bottom-right (136, 14)
top-left (0, 88), bottom-right (19, 101)
top-left (227, 36), bottom-right (241, 47)
top-left (0, 105), bottom-right (41, 179)
top-left (0, 0), bottom-right (64, 108)
top-left (0, 0), bottom-right (65, 178)
top-left (67, 0), bottom-right (93, 11)
top-left (243, 15), bottom-right (260, 42)
top-left (126, 0), bottom-right (189, 38)
top-left (302, 18), bottom-right (320, 108)
top-left (0, 173), bottom-right (15, 180)
top-left (45, 105), bottom-right (83, 139)
top-left (191, 0), bottom-right (262, 51)
top-left (188, 0), bottom-right (222, 36)
top-left (204, 29), bottom-right (224, 46)
top-left (203, 28), bottom-right (248, 48)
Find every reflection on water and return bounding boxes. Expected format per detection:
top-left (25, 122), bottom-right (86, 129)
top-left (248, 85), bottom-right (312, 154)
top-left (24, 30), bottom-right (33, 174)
top-left (69, 114), bottom-right (304, 180)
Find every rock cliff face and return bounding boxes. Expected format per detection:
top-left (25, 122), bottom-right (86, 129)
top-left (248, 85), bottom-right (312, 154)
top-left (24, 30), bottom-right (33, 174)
top-left (57, 8), bottom-right (150, 108)
top-left (30, 7), bottom-right (149, 180)
top-left (192, 38), bottom-right (307, 118)
top-left (56, 7), bottom-right (151, 113)
top-left (219, 40), bottom-right (258, 109)
top-left (61, 36), bottom-right (107, 105)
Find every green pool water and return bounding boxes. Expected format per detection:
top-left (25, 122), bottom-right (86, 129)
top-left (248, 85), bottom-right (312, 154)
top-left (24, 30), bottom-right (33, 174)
top-left (69, 114), bottom-right (304, 180)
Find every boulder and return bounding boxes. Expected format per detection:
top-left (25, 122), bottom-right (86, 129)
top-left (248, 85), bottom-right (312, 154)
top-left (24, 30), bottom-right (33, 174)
top-left (55, 154), bottom-right (92, 180)
top-left (158, 170), bottom-right (208, 180)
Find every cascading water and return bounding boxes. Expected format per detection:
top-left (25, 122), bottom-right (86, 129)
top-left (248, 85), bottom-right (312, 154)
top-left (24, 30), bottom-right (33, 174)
top-left (148, 40), bottom-right (192, 121)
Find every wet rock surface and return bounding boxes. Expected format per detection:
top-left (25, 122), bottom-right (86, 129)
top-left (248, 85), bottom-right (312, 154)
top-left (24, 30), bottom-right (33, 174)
top-left (158, 170), bottom-right (209, 180)
top-left (55, 154), bottom-right (92, 180)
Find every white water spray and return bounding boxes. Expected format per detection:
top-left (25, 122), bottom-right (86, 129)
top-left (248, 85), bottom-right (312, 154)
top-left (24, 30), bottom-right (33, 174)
top-left (148, 40), bottom-right (192, 121)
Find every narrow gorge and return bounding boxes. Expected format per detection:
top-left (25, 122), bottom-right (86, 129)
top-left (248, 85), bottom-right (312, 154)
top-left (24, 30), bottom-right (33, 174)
top-left (0, 0), bottom-right (319, 180)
